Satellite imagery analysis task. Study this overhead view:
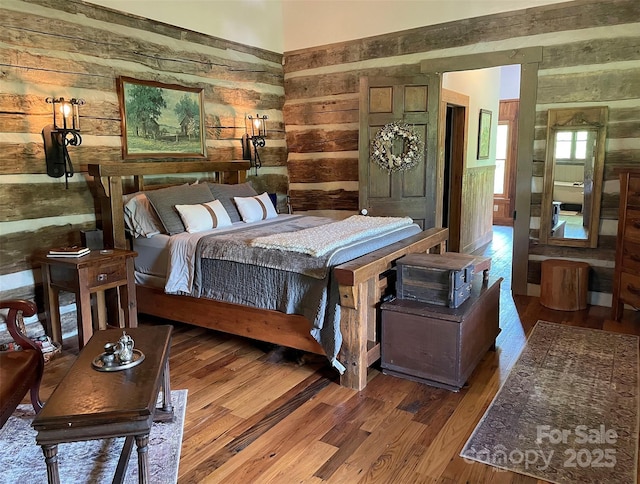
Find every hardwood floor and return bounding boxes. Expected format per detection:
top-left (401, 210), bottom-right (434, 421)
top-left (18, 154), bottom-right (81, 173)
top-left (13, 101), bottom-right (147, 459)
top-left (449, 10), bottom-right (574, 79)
top-left (38, 227), bottom-right (639, 483)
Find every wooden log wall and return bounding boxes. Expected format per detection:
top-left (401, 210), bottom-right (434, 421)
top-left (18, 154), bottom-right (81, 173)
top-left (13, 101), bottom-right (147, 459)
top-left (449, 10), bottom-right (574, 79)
top-left (528, 14), bottom-right (640, 305)
top-left (283, 0), bottom-right (640, 304)
top-left (2, 0), bottom-right (639, 307)
top-left (0, 0), bottom-right (285, 301)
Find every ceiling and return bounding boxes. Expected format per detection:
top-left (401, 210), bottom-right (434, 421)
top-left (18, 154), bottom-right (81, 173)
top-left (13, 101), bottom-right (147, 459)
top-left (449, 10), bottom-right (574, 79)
top-left (84, 0), bottom-right (573, 53)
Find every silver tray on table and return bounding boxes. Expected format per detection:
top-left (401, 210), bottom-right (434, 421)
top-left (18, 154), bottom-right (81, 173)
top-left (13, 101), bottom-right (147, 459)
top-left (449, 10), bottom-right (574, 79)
top-left (91, 349), bottom-right (145, 372)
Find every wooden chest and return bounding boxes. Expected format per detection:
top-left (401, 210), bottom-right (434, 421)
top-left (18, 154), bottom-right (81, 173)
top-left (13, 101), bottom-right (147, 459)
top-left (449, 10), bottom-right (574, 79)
top-left (396, 253), bottom-right (475, 308)
top-left (381, 276), bottom-right (502, 391)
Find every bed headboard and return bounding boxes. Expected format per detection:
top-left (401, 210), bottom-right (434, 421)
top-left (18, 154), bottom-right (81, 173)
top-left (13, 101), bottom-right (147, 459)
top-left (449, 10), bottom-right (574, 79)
top-left (88, 161), bottom-right (251, 249)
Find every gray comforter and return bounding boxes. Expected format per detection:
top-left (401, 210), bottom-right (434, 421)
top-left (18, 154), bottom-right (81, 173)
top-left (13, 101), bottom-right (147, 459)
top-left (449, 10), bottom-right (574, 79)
top-left (184, 215), bottom-right (421, 372)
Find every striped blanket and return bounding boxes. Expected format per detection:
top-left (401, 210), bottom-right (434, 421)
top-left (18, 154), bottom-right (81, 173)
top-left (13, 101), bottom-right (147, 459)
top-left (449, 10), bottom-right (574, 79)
top-left (249, 215), bottom-right (414, 257)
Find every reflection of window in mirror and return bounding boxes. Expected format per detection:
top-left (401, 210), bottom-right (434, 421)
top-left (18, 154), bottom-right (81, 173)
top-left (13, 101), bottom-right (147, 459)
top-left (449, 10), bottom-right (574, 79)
top-left (555, 131), bottom-right (589, 160)
top-left (540, 107), bottom-right (607, 248)
top-left (552, 129), bottom-right (596, 240)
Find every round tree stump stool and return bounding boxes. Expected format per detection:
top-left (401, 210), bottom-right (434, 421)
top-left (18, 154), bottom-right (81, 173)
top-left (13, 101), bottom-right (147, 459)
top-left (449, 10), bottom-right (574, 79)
top-left (540, 259), bottom-right (589, 311)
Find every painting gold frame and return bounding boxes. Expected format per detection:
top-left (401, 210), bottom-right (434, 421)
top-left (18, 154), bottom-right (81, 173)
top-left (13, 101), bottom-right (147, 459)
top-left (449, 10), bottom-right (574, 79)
top-left (118, 77), bottom-right (206, 160)
top-left (477, 109), bottom-right (492, 160)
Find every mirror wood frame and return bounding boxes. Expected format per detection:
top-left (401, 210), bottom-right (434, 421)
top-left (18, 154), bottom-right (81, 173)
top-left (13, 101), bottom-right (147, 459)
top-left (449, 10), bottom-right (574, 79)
top-left (540, 106), bottom-right (608, 248)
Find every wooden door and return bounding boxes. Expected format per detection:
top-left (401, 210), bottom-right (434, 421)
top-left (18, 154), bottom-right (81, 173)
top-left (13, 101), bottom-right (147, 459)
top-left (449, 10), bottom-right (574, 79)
top-left (493, 99), bottom-right (519, 226)
top-left (359, 75), bottom-right (440, 229)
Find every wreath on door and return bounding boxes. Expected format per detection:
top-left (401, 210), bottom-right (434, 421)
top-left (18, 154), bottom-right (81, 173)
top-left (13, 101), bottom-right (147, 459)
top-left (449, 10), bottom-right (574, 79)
top-left (371, 121), bottom-right (423, 173)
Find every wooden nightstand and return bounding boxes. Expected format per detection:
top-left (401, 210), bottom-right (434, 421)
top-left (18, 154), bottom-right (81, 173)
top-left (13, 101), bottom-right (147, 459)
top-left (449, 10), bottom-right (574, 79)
top-left (36, 249), bottom-right (138, 349)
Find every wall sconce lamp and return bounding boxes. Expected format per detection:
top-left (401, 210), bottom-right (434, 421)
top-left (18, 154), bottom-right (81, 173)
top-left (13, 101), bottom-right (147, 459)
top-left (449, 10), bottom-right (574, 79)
top-left (42, 97), bottom-right (85, 188)
top-left (242, 114), bottom-right (268, 174)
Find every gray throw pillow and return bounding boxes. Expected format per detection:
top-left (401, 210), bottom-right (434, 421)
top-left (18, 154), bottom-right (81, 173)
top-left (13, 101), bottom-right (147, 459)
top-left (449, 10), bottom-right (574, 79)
top-left (146, 184), bottom-right (215, 235)
top-left (207, 182), bottom-right (258, 223)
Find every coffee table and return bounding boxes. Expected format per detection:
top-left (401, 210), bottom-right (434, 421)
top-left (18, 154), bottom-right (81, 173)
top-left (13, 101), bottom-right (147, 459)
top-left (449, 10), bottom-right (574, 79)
top-left (32, 325), bottom-right (173, 484)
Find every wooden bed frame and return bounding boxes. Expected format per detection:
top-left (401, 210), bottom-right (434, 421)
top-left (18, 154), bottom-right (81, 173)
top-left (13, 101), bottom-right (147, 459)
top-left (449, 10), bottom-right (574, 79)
top-left (88, 162), bottom-right (448, 390)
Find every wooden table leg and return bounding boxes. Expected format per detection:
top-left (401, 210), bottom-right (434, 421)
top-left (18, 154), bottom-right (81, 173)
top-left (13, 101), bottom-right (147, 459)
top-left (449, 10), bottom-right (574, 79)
top-left (41, 264), bottom-right (62, 345)
top-left (112, 435), bottom-right (134, 484)
top-left (135, 434), bottom-right (150, 484)
top-left (162, 358), bottom-right (173, 413)
top-left (41, 444), bottom-right (60, 484)
top-left (155, 358), bottom-right (174, 422)
top-left (121, 257), bottom-right (138, 328)
top-left (76, 270), bottom-right (94, 348)
top-left (96, 291), bottom-right (107, 330)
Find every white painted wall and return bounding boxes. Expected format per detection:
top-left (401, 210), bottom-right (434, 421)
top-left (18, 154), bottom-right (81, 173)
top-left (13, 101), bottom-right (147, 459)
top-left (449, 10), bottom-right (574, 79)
top-left (85, 0), bottom-right (574, 53)
top-left (443, 67), bottom-right (502, 168)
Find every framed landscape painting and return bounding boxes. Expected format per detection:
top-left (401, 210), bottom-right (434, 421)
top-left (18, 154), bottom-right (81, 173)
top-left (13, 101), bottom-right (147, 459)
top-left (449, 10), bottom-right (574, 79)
top-left (118, 77), bottom-right (206, 159)
top-left (477, 109), bottom-right (492, 160)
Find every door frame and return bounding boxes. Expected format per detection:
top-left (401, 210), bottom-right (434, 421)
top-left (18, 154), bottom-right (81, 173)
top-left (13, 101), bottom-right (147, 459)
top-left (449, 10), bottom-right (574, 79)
top-left (439, 89), bottom-right (469, 252)
top-left (421, 46), bottom-right (542, 295)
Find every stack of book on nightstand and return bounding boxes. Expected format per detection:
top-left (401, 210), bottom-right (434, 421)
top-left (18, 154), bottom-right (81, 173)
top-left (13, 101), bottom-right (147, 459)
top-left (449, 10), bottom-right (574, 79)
top-left (47, 246), bottom-right (90, 258)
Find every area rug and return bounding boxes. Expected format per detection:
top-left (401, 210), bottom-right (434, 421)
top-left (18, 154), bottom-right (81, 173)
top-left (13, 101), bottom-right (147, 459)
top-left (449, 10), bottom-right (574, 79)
top-left (0, 389), bottom-right (187, 483)
top-left (460, 321), bottom-right (639, 483)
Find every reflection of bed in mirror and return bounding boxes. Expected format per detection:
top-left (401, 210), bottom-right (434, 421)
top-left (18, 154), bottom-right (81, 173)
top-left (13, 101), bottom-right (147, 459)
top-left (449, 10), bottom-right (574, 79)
top-left (553, 180), bottom-right (584, 206)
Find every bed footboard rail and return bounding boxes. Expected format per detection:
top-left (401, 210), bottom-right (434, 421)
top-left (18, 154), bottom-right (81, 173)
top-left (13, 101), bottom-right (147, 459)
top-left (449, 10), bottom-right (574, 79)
top-left (333, 227), bottom-right (448, 390)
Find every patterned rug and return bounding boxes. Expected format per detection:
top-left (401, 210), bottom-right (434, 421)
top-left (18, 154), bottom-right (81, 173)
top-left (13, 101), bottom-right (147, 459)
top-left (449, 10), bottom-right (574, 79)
top-left (461, 321), bottom-right (639, 483)
top-left (0, 389), bottom-right (187, 483)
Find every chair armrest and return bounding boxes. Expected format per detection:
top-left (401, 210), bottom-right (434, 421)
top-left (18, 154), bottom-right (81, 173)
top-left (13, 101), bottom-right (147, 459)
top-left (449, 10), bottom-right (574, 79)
top-left (0, 300), bottom-right (40, 353)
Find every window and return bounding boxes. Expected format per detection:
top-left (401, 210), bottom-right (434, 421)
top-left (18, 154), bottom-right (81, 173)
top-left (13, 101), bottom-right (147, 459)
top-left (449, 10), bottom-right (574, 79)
top-left (494, 123), bottom-right (509, 195)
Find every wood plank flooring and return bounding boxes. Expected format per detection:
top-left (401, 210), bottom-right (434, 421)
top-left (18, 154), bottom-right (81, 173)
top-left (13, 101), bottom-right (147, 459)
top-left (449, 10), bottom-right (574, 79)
top-left (37, 227), bottom-right (639, 483)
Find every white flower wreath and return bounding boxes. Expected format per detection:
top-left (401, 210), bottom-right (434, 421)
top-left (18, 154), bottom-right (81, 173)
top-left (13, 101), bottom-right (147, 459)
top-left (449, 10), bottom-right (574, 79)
top-left (371, 121), bottom-right (423, 173)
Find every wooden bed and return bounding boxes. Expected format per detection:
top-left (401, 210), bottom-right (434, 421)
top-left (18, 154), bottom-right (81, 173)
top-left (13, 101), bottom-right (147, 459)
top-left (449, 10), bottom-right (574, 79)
top-left (88, 161), bottom-right (448, 390)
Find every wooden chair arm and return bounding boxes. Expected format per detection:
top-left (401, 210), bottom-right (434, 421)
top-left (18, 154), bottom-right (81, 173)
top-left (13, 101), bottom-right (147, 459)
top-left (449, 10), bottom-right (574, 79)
top-left (0, 299), bottom-right (45, 419)
top-left (1, 299), bottom-right (40, 353)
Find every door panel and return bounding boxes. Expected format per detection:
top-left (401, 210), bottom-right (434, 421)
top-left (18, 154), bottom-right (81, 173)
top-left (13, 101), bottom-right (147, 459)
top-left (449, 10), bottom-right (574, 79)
top-left (368, 125), bottom-right (392, 198)
top-left (403, 123), bottom-right (428, 198)
top-left (369, 87), bottom-right (393, 113)
top-left (405, 86), bottom-right (428, 112)
top-left (493, 99), bottom-right (519, 226)
top-left (359, 75), bottom-right (440, 230)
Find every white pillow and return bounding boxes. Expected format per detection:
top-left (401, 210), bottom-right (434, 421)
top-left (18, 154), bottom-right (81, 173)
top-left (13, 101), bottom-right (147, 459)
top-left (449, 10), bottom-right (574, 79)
top-left (175, 200), bottom-right (232, 233)
top-left (233, 192), bottom-right (278, 223)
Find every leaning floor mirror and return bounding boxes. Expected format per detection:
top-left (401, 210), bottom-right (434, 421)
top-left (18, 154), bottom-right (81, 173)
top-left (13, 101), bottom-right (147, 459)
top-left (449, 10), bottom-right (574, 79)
top-left (540, 106), bottom-right (608, 248)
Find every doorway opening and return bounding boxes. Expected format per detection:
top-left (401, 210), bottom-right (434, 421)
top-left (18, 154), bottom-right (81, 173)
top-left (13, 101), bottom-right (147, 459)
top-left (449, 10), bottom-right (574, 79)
top-left (439, 64), bottom-right (521, 284)
top-left (423, 47), bottom-right (540, 295)
top-left (442, 98), bottom-right (467, 253)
